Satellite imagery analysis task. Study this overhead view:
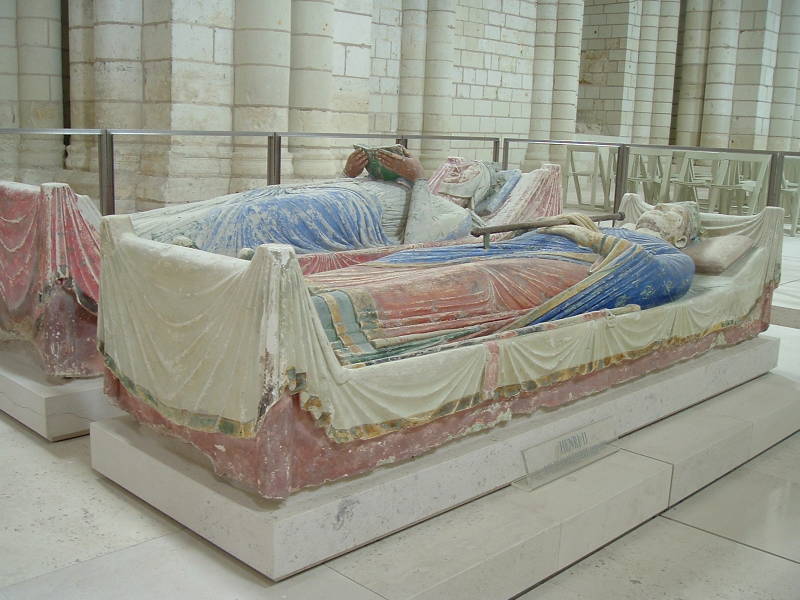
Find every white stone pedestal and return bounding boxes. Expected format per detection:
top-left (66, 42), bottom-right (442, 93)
top-left (771, 304), bottom-right (800, 328)
top-left (0, 342), bottom-right (123, 441)
top-left (326, 371), bottom-right (800, 600)
top-left (90, 336), bottom-right (782, 581)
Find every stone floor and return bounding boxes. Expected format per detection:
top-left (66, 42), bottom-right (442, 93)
top-left (0, 236), bottom-right (798, 599)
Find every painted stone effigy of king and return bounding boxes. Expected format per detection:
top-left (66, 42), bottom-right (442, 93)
top-left (0, 182), bottom-right (102, 378)
top-left (130, 150), bottom-right (562, 274)
top-left (99, 183), bottom-right (783, 499)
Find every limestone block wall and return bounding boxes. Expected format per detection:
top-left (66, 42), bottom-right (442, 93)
top-left (8, 0), bottom-right (800, 210)
top-left (649, 0), bottom-right (680, 144)
top-left (578, 0), bottom-right (636, 136)
top-left (768, 0), bottom-right (800, 151)
top-left (231, 0), bottom-right (290, 189)
top-left (0, 2), bottom-right (19, 179)
top-left (332, 1), bottom-right (373, 136)
top-left (0, 0), bottom-right (65, 183)
top-left (449, 0), bottom-right (535, 164)
top-left (369, 0), bottom-right (402, 135)
top-left (729, 0), bottom-right (780, 150)
top-left (577, 0), bottom-right (678, 144)
top-left (123, 0), bottom-right (237, 210)
top-left (674, 0), bottom-right (800, 152)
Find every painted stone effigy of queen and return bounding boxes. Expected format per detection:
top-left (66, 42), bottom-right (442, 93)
top-left (306, 208), bottom-right (697, 366)
top-left (99, 190), bottom-right (782, 499)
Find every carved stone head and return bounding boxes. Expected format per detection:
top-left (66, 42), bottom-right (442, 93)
top-left (634, 202), bottom-right (701, 248)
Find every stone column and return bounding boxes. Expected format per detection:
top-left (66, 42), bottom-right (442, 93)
top-left (549, 0), bottom-right (583, 162)
top-left (232, 0), bottom-right (292, 190)
top-left (92, 0), bottom-right (142, 130)
top-left (768, 1), bottom-right (800, 151)
top-left (649, 0), bottom-right (680, 144)
top-left (16, 0), bottom-right (64, 178)
top-left (0, 1), bottom-right (18, 179)
top-left (419, 0), bottom-right (456, 172)
top-left (675, 0), bottom-right (712, 146)
top-left (614, 1), bottom-right (642, 140)
top-left (398, 0), bottom-right (428, 156)
top-left (289, 0), bottom-right (337, 178)
top-left (64, 0), bottom-right (96, 182)
top-left (730, 0), bottom-right (780, 149)
top-left (699, 0), bottom-right (741, 148)
top-left (522, 0), bottom-right (554, 170)
top-left (793, 79), bottom-right (800, 153)
top-left (631, 0), bottom-right (660, 144)
top-left (93, 0), bottom-right (142, 211)
top-left (136, 0), bottom-right (236, 211)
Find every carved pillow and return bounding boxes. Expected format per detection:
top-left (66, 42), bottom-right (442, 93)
top-left (682, 234), bottom-right (753, 274)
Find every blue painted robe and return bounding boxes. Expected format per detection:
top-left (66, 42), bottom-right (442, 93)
top-left (144, 185), bottom-right (392, 256)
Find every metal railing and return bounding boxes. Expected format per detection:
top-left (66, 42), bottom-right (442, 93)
top-left (502, 138), bottom-right (783, 214)
top-left (68, 129), bottom-right (499, 214)
top-left (0, 127), bottom-right (793, 219)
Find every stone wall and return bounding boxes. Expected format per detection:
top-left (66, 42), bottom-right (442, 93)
top-left (577, 0), bottom-right (679, 144)
top-left (1, 0), bottom-right (65, 184)
top-left (450, 0), bottom-right (535, 163)
top-left (4, 0), bottom-right (800, 210)
top-left (675, 0), bottom-right (800, 152)
top-left (0, 2), bottom-right (19, 180)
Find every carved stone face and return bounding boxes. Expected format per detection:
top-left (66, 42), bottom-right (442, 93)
top-left (635, 203), bottom-right (700, 248)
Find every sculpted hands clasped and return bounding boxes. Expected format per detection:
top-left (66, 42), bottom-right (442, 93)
top-left (376, 148), bottom-right (426, 182)
top-left (343, 147), bottom-right (426, 182)
top-left (343, 148), bottom-right (368, 178)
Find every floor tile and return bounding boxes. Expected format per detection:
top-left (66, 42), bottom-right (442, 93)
top-left (0, 409), bottom-right (26, 436)
top-left (689, 372), bottom-right (800, 457)
top-left (665, 433), bottom-right (800, 562)
top-left (613, 410), bottom-right (752, 504)
top-left (328, 451), bottom-right (670, 600)
top-left (0, 531), bottom-right (383, 600)
top-left (743, 430), bottom-right (800, 485)
top-left (520, 517), bottom-right (800, 600)
top-left (0, 412), bottom-right (180, 587)
top-left (329, 485), bottom-right (561, 600)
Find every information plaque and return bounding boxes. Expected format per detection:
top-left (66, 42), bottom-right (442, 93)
top-left (512, 417), bottom-right (619, 492)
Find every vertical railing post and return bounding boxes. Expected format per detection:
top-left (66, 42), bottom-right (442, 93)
top-left (266, 133), bottom-right (274, 185)
top-left (501, 139), bottom-right (510, 170)
top-left (98, 129), bottom-right (115, 215)
top-left (766, 151), bottom-right (784, 208)
top-left (492, 139), bottom-right (500, 163)
top-left (612, 144), bottom-right (630, 214)
top-left (267, 133), bottom-right (282, 185)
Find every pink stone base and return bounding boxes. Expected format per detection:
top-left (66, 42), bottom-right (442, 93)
top-left (107, 291), bottom-right (772, 499)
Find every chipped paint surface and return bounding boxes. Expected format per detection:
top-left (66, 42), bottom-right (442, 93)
top-left (106, 289), bottom-right (773, 499)
top-left (99, 183), bottom-right (783, 499)
top-left (0, 182), bottom-right (102, 377)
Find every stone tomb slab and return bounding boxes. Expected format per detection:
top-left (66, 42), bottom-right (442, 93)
top-left (90, 336), bottom-right (779, 581)
top-left (0, 342), bottom-right (123, 441)
top-left (615, 371), bottom-right (800, 504)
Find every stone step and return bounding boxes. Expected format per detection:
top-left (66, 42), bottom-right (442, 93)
top-left (90, 336), bottom-right (782, 582)
top-left (0, 342), bottom-right (121, 441)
